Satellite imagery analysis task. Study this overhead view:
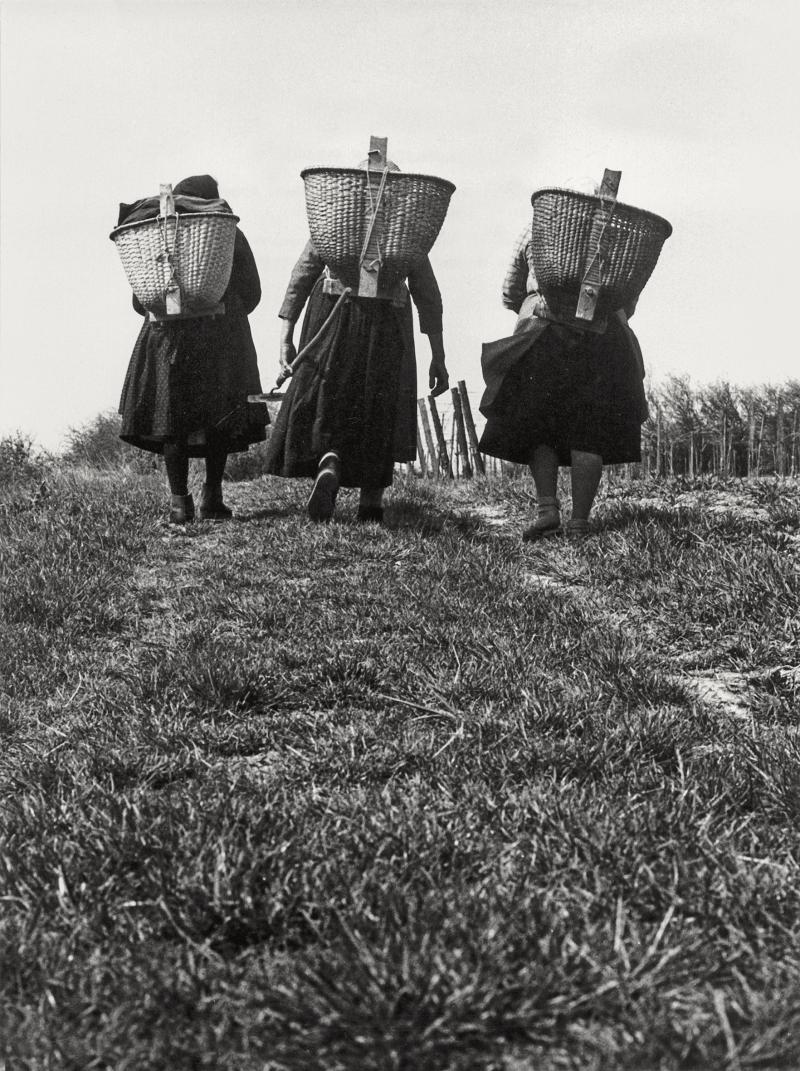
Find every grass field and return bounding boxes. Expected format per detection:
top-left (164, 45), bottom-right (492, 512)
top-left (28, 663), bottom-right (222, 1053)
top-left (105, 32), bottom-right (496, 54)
top-left (1, 463), bottom-right (799, 1070)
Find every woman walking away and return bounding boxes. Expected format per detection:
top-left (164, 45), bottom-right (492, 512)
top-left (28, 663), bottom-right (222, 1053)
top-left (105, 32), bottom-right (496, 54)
top-left (478, 220), bottom-right (650, 541)
top-left (117, 174), bottom-right (266, 524)
top-left (264, 154), bottom-right (450, 525)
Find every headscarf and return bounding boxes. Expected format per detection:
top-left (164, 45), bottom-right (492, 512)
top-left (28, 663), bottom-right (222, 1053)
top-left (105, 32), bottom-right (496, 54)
top-left (173, 174), bottom-right (220, 199)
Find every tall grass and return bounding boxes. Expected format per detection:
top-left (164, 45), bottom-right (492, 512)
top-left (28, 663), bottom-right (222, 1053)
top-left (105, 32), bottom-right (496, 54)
top-left (1, 465), bottom-right (799, 1069)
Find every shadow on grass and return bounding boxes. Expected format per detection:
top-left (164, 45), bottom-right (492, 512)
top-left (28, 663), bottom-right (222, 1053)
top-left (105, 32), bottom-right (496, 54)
top-left (229, 505), bottom-right (301, 523)
top-left (381, 499), bottom-right (492, 541)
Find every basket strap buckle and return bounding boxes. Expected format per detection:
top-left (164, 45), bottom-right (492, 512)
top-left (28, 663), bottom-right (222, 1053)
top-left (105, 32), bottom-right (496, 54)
top-left (575, 168), bottom-right (621, 322)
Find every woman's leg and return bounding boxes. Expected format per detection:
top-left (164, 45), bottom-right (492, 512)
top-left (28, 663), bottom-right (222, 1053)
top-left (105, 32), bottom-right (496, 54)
top-left (163, 441), bottom-right (194, 523)
top-left (199, 435), bottom-right (232, 520)
top-left (522, 444), bottom-right (561, 541)
top-left (530, 444), bottom-right (559, 500)
top-left (204, 443), bottom-right (227, 489)
top-left (163, 442), bottom-right (189, 495)
top-left (568, 449), bottom-right (603, 534)
top-left (357, 484), bottom-right (385, 523)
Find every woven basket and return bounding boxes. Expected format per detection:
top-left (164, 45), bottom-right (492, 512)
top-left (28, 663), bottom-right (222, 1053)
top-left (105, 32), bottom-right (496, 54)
top-left (301, 167), bottom-right (455, 290)
top-left (110, 212), bottom-right (240, 315)
top-left (530, 188), bottom-right (672, 318)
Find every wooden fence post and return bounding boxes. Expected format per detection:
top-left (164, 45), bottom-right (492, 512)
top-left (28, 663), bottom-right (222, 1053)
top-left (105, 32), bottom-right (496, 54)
top-left (457, 380), bottom-right (486, 476)
top-left (428, 396), bottom-right (453, 478)
top-left (655, 406), bottom-right (663, 478)
top-left (416, 427), bottom-right (427, 476)
top-left (449, 409), bottom-right (457, 476)
top-left (451, 387), bottom-right (473, 478)
top-left (417, 398), bottom-right (437, 478)
top-left (776, 395), bottom-right (785, 476)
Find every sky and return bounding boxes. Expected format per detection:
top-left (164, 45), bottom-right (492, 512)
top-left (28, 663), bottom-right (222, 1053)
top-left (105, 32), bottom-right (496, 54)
top-left (1, 0), bottom-right (798, 452)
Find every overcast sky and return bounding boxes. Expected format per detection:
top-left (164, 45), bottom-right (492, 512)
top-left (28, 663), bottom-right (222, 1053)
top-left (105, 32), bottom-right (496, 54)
top-left (1, 0), bottom-right (798, 451)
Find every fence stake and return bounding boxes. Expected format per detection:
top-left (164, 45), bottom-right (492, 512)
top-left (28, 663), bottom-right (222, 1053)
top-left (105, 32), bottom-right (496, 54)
top-left (451, 387), bottom-right (473, 479)
top-left (416, 427), bottom-right (427, 476)
top-left (449, 407), bottom-right (457, 476)
top-left (428, 395), bottom-right (453, 478)
top-left (417, 398), bottom-right (438, 478)
top-left (776, 395), bottom-right (785, 476)
top-left (457, 380), bottom-right (486, 476)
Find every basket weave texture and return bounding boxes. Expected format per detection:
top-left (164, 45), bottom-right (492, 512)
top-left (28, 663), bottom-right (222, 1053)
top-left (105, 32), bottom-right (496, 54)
top-left (530, 188), bottom-right (672, 317)
top-left (301, 168), bottom-right (455, 290)
top-left (110, 212), bottom-right (240, 315)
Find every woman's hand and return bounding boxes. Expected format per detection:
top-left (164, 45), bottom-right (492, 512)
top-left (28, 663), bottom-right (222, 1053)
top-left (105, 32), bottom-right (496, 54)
top-left (427, 332), bottom-right (449, 398)
top-left (279, 318), bottom-right (297, 376)
top-left (279, 340), bottom-right (296, 376)
top-left (429, 357), bottom-right (449, 398)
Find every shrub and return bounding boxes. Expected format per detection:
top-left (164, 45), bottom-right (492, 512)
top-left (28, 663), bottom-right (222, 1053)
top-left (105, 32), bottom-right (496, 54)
top-left (63, 410), bottom-right (158, 474)
top-left (0, 432), bottom-right (50, 481)
top-left (224, 438), bottom-right (274, 482)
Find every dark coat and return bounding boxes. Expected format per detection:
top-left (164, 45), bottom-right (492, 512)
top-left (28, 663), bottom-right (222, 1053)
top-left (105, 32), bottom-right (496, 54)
top-left (264, 241), bottom-right (443, 488)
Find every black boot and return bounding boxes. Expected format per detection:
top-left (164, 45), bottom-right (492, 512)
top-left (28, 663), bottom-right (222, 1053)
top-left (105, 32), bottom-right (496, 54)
top-left (198, 483), bottom-right (233, 521)
top-left (356, 505), bottom-right (384, 524)
top-left (307, 453), bottom-right (340, 522)
top-left (169, 493), bottom-right (195, 525)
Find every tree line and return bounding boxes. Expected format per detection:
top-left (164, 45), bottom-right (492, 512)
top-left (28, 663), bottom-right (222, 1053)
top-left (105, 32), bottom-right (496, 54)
top-left (640, 376), bottom-right (800, 478)
top-left (14, 374), bottom-right (798, 482)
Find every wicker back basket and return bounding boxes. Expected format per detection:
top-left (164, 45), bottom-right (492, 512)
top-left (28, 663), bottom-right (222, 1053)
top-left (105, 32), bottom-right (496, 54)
top-left (530, 188), bottom-right (672, 318)
top-left (301, 167), bottom-right (455, 291)
top-left (110, 211), bottom-right (240, 316)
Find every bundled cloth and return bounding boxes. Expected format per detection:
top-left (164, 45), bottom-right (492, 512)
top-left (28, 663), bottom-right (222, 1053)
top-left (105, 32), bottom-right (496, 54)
top-left (116, 194), bottom-right (233, 226)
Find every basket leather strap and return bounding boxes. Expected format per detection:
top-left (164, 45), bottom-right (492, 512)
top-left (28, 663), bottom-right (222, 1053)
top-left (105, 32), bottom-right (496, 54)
top-left (359, 161), bottom-right (391, 297)
top-left (323, 270), bottom-right (407, 307)
top-left (148, 302), bottom-right (225, 323)
top-left (159, 183), bottom-right (182, 315)
top-left (359, 141), bottom-right (391, 297)
top-left (575, 169), bottom-right (621, 322)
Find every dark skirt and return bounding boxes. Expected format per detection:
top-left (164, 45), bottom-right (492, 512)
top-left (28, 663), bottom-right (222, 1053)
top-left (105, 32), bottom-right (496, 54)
top-left (265, 286), bottom-right (416, 488)
top-left (119, 293), bottom-right (267, 457)
top-left (478, 314), bottom-right (648, 466)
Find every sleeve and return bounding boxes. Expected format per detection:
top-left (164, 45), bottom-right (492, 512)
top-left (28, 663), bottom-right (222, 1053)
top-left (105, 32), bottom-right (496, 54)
top-left (278, 240), bottom-right (326, 322)
top-left (407, 256), bottom-right (443, 335)
top-left (229, 229), bottom-right (261, 315)
top-left (501, 227), bottom-right (532, 314)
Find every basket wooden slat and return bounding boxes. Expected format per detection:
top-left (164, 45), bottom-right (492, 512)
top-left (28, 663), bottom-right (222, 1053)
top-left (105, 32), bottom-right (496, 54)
top-left (530, 188), bottom-right (672, 318)
top-left (301, 168), bottom-right (455, 291)
top-left (110, 212), bottom-right (240, 316)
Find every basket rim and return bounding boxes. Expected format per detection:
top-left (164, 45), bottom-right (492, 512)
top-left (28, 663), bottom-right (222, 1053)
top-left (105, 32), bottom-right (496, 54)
top-left (109, 211), bottom-right (240, 241)
top-left (300, 166), bottom-right (456, 194)
top-left (531, 187), bottom-right (672, 237)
